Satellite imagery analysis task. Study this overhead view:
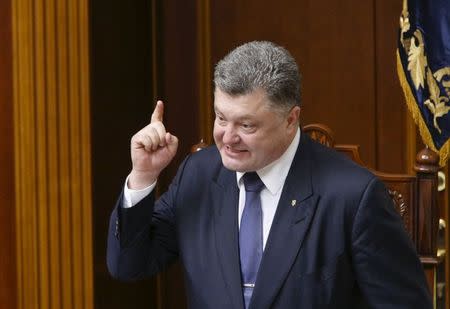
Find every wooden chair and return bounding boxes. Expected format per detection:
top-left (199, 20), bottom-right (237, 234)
top-left (302, 123), bottom-right (442, 300)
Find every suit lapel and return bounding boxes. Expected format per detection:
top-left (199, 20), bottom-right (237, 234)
top-left (250, 134), bottom-right (319, 309)
top-left (212, 167), bottom-right (245, 309)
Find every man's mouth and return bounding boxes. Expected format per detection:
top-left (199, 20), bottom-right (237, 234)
top-left (224, 145), bottom-right (248, 154)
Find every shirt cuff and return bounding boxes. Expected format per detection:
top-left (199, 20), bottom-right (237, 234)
top-left (122, 175), bottom-right (157, 208)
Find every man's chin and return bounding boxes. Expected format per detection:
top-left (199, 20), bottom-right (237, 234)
top-left (220, 156), bottom-right (251, 172)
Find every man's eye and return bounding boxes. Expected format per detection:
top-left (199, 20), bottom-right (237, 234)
top-left (216, 115), bottom-right (227, 125)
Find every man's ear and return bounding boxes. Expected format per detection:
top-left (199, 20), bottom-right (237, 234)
top-left (286, 106), bottom-right (301, 130)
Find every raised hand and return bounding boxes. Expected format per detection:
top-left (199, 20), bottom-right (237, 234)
top-left (128, 100), bottom-right (179, 189)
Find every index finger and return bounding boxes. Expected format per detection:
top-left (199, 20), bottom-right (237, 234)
top-left (151, 100), bottom-right (164, 123)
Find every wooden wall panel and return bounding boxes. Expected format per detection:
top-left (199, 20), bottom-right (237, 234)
top-left (156, 2), bottom-right (201, 308)
top-left (11, 0), bottom-right (93, 308)
top-left (375, 0), bottom-right (411, 173)
top-left (159, 0), bottom-right (200, 180)
top-left (0, 0), bottom-right (430, 308)
top-left (124, 0), bottom-right (413, 307)
top-left (196, 0), bottom-right (213, 145)
top-left (0, 0), bottom-right (17, 308)
top-left (89, 0), bottom-right (427, 308)
top-left (210, 0), bottom-right (377, 167)
top-left (89, 0), bottom-right (159, 308)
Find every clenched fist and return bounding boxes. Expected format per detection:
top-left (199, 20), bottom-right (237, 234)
top-left (128, 100), bottom-right (178, 189)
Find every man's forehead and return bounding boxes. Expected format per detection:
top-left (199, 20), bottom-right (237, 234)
top-left (214, 88), bottom-right (270, 104)
top-left (213, 95), bottom-right (286, 124)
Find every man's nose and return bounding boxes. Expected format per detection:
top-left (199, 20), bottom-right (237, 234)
top-left (222, 126), bottom-right (239, 144)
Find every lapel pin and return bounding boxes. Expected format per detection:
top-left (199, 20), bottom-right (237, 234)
top-left (291, 199), bottom-right (297, 207)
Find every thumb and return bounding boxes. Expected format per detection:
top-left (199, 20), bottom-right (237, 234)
top-left (151, 100), bottom-right (164, 123)
top-left (165, 132), bottom-right (179, 154)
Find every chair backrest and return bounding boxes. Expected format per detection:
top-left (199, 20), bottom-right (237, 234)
top-left (302, 123), bottom-right (440, 252)
top-left (302, 123), bottom-right (441, 296)
top-left (191, 124), bottom-right (441, 294)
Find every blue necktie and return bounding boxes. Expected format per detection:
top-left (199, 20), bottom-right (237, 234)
top-left (239, 172), bottom-right (264, 309)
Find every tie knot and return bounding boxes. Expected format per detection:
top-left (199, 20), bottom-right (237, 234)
top-left (243, 172), bottom-right (265, 192)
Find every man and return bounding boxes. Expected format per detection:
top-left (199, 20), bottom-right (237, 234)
top-left (107, 41), bottom-right (432, 308)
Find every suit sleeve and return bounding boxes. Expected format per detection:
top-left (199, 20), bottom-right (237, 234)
top-left (351, 177), bottom-right (433, 309)
top-left (107, 155), bottom-right (191, 281)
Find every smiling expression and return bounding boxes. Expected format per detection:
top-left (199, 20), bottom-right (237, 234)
top-left (213, 88), bottom-right (300, 172)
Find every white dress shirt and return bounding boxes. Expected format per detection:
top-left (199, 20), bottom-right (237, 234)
top-left (236, 129), bottom-right (300, 249)
top-left (123, 129), bottom-right (301, 249)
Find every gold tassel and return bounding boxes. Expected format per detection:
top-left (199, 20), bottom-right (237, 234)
top-left (396, 49), bottom-right (449, 167)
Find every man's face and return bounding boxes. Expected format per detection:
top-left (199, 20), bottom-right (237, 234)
top-left (213, 88), bottom-right (300, 172)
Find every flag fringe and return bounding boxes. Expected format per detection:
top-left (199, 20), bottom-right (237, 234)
top-left (396, 49), bottom-right (449, 167)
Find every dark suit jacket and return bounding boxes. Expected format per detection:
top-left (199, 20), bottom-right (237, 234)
top-left (107, 133), bottom-right (432, 308)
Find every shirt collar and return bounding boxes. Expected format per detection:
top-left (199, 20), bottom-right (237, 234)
top-left (236, 128), bottom-right (300, 195)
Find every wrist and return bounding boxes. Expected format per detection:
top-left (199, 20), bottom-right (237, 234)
top-left (128, 170), bottom-right (158, 190)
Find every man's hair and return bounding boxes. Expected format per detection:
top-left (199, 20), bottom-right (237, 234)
top-left (213, 41), bottom-right (301, 112)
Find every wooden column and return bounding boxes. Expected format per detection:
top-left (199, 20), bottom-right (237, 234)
top-left (0, 0), bottom-right (16, 308)
top-left (415, 148), bottom-right (441, 301)
top-left (415, 149), bottom-right (440, 255)
top-left (196, 0), bottom-right (213, 144)
top-left (11, 0), bottom-right (93, 308)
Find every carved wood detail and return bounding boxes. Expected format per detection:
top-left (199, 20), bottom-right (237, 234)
top-left (303, 123), bottom-right (335, 147)
top-left (388, 189), bottom-right (410, 234)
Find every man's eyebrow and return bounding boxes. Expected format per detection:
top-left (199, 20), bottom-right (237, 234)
top-left (235, 115), bottom-right (256, 123)
top-left (213, 106), bottom-right (254, 121)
